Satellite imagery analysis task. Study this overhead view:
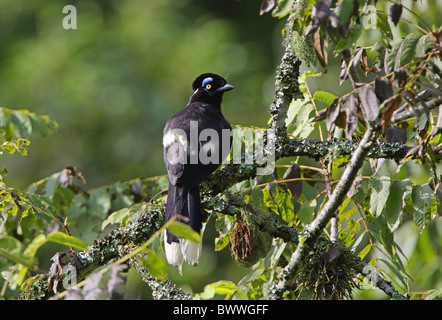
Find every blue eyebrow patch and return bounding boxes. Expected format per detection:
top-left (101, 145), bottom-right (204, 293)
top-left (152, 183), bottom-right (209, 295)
top-left (202, 77), bottom-right (213, 87)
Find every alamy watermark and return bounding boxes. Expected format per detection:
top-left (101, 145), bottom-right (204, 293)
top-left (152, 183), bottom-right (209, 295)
top-left (163, 121), bottom-right (275, 175)
top-left (361, 5), bottom-right (377, 30)
top-left (361, 265), bottom-right (380, 289)
top-left (62, 5), bottom-right (77, 30)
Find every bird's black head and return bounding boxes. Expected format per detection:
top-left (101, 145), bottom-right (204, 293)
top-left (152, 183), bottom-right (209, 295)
top-left (190, 73), bottom-right (234, 108)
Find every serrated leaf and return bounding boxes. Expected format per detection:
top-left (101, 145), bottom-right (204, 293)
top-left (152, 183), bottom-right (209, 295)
top-left (47, 231), bottom-right (89, 251)
top-left (384, 38), bottom-right (403, 73)
top-left (369, 175), bottom-right (391, 217)
top-left (399, 33), bottom-right (421, 66)
top-left (266, 183), bottom-right (295, 225)
top-left (298, 198), bottom-right (316, 225)
top-left (331, 0), bottom-right (353, 27)
top-left (167, 221), bottom-right (201, 243)
top-left (412, 185), bottom-right (433, 232)
top-left (341, 94), bottom-right (358, 139)
top-left (415, 35), bottom-right (435, 57)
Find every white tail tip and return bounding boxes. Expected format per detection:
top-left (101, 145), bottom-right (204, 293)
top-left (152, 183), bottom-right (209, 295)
top-left (164, 231), bottom-right (183, 266)
top-left (180, 238), bottom-right (202, 266)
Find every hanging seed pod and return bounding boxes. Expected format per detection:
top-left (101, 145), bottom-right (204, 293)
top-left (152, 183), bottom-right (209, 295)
top-left (229, 217), bottom-right (257, 267)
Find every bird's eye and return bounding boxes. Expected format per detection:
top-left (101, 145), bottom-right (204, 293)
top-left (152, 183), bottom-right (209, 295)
top-left (205, 84), bottom-right (212, 90)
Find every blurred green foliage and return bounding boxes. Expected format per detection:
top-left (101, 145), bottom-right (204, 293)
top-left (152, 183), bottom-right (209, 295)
top-left (0, 0), bottom-right (280, 189)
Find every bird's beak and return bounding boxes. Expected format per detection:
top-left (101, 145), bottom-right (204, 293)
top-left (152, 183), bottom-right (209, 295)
top-left (217, 83), bottom-right (234, 92)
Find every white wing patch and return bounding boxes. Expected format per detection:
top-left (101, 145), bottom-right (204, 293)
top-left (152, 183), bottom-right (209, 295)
top-left (163, 128), bottom-right (188, 148)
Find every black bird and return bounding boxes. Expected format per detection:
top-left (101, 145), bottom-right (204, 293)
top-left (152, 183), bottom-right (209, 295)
top-left (163, 73), bottom-right (233, 266)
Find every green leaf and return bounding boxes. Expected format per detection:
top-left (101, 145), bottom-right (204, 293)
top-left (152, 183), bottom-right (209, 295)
top-left (412, 185), bottom-right (433, 232)
top-left (358, 243), bottom-right (371, 260)
top-left (298, 197), bottom-right (316, 225)
top-left (286, 99), bottom-right (315, 139)
top-left (384, 38), bottom-right (403, 73)
top-left (141, 248), bottom-right (168, 280)
top-left (101, 208), bottom-right (131, 230)
top-left (0, 236), bottom-right (38, 268)
top-left (334, 0), bottom-right (354, 26)
top-left (369, 175), bottom-right (391, 217)
top-left (415, 35), bottom-right (435, 56)
top-left (265, 184), bottom-right (296, 225)
top-left (44, 173), bottom-right (60, 199)
top-left (214, 214), bottom-right (233, 251)
top-left (386, 180), bottom-right (406, 231)
top-left (198, 280), bottom-right (238, 300)
top-left (87, 188), bottom-right (111, 219)
top-left (272, 0), bottom-right (295, 18)
top-left (167, 221), bottom-right (201, 243)
top-left (335, 24), bottom-right (363, 52)
top-left (47, 231), bottom-right (89, 250)
top-left (10, 110), bottom-right (32, 138)
top-left (313, 91), bottom-right (339, 106)
top-left (376, 12), bottom-right (393, 39)
top-left (399, 33), bottom-right (421, 66)
top-left (24, 234), bottom-right (47, 257)
top-left (28, 113), bottom-right (48, 137)
top-left (384, 34), bottom-right (431, 73)
top-left (264, 238), bottom-right (286, 270)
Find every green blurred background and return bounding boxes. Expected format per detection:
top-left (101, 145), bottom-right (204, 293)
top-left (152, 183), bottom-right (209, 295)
top-left (0, 0), bottom-right (282, 190)
top-left (0, 0), bottom-right (440, 299)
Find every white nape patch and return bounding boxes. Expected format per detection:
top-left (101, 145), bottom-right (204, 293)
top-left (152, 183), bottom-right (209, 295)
top-left (180, 237), bottom-right (202, 266)
top-left (164, 230), bottom-right (183, 266)
top-left (163, 129), bottom-right (188, 148)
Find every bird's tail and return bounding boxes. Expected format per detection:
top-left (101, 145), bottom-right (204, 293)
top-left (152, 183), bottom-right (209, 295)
top-left (164, 182), bottom-right (202, 266)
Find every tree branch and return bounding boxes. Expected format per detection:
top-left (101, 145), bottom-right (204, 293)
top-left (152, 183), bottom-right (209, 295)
top-left (359, 263), bottom-right (406, 300)
top-left (123, 251), bottom-right (193, 300)
top-left (20, 210), bottom-right (164, 299)
top-left (271, 125), bottom-right (380, 298)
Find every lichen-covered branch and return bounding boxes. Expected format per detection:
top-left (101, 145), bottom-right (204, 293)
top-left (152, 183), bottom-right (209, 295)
top-left (359, 263), bottom-right (406, 300)
top-left (272, 126), bottom-right (380, 298)
top-left (391, 98), bottom-right (442, 123)
top-left (20, 210), bottom-right (164, 300)
top-left (123, 251), bottom-right (193, 300)
top-left (203, 137), bottom-right (410, 198)
top-left (269, 23), bottom-right (302, 143)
